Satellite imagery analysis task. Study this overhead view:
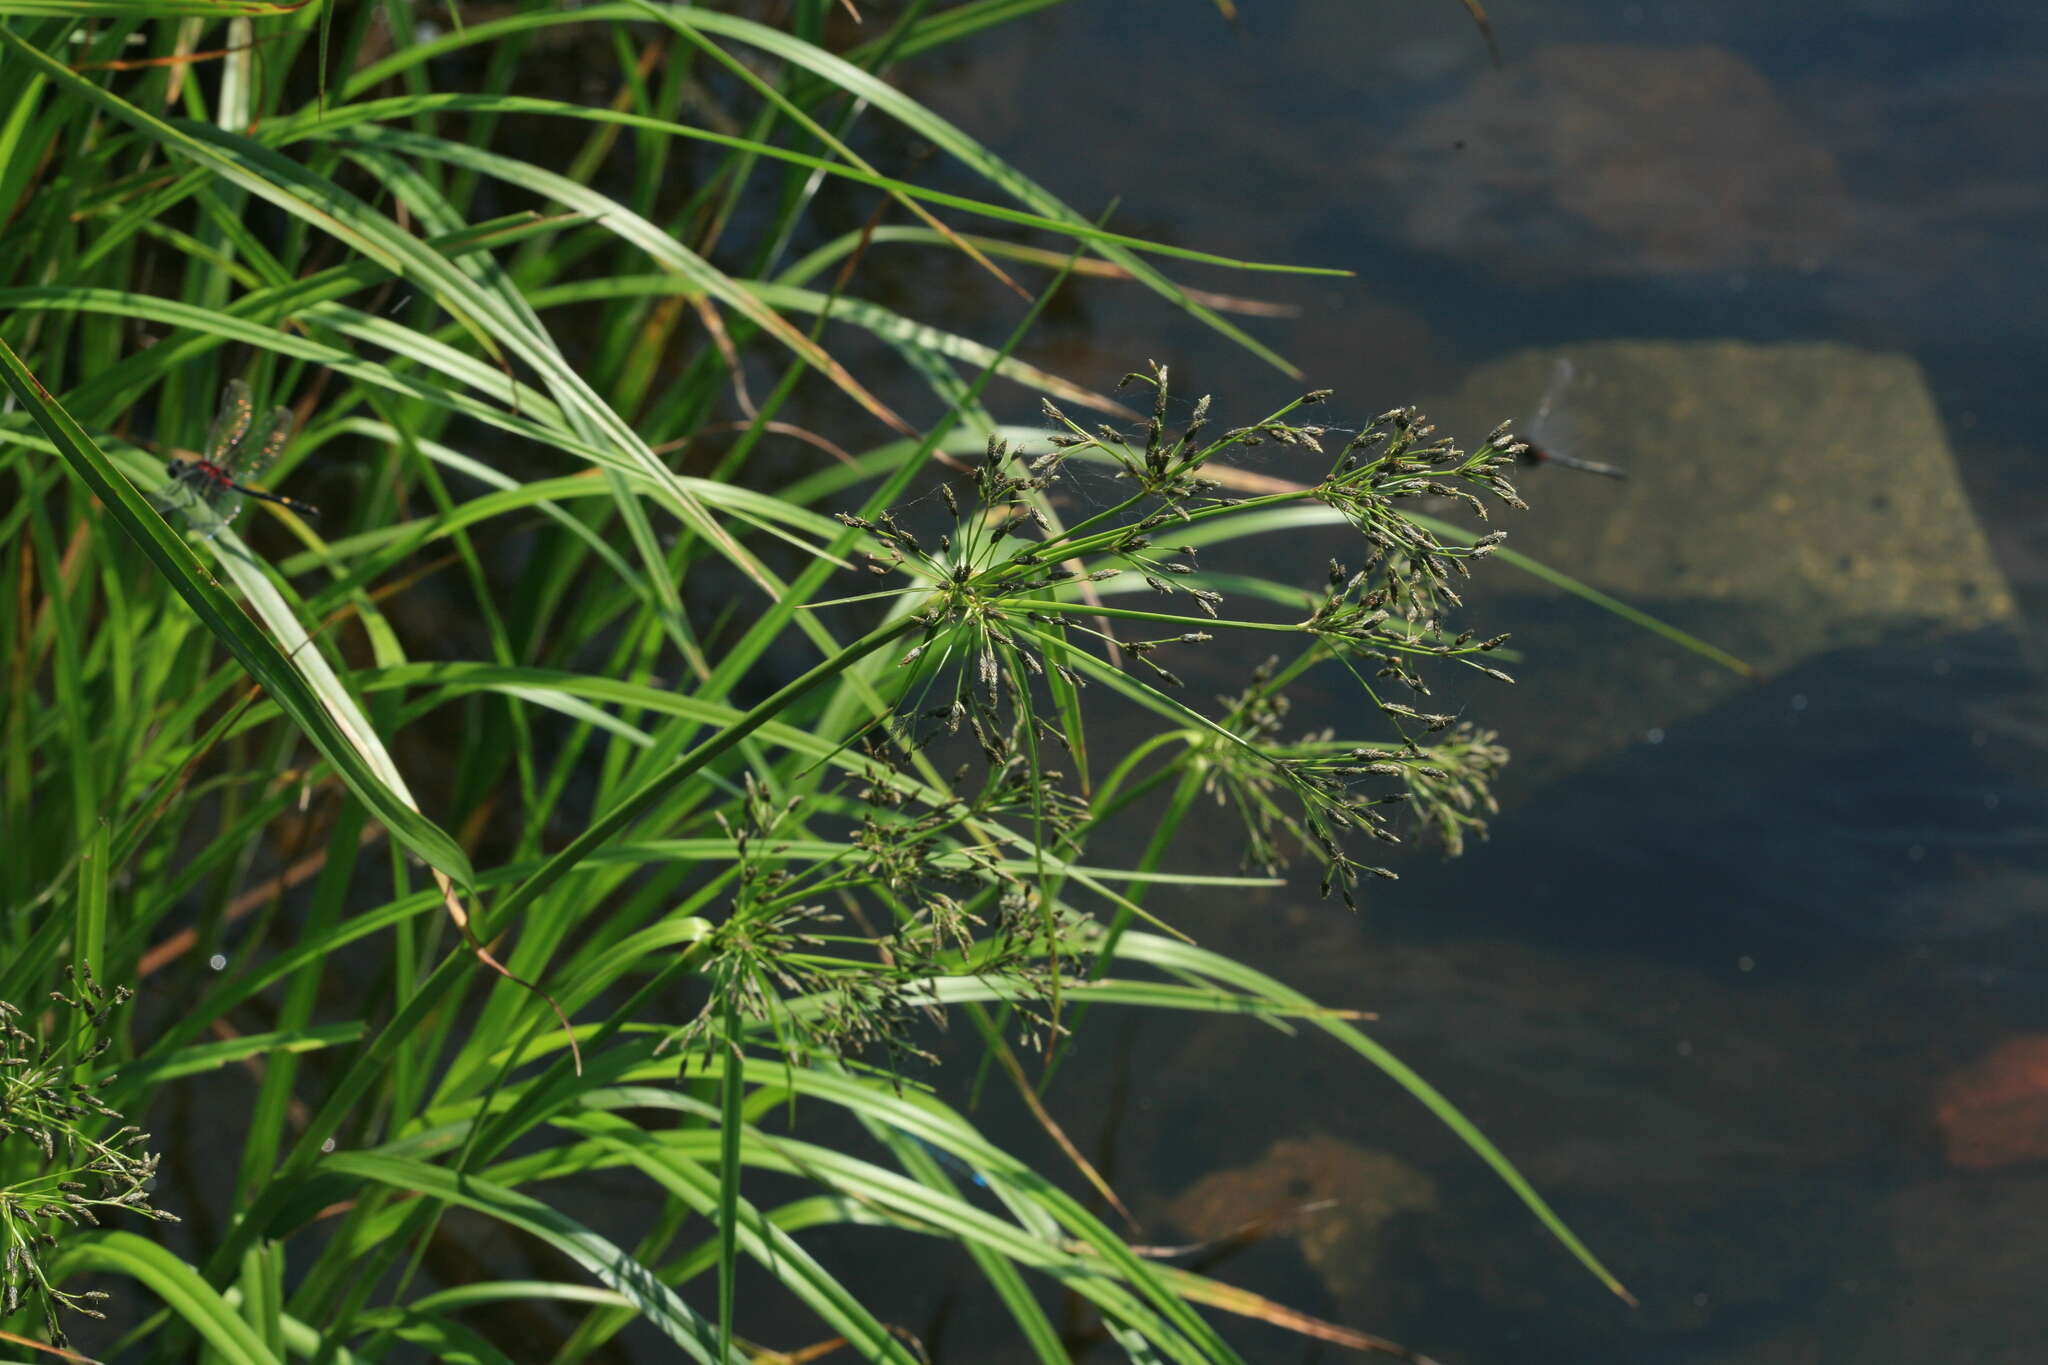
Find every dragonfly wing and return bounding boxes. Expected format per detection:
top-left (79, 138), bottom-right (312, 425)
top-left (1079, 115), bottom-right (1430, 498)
top-left (210, 485), bottom-right (248, 532)
top-left (207, 378), bottom-right (256, 470)
top-left (236, 403), bottom-right (296, 482)
top-left (148, 474), bottom-right (198, 517)
top-left (1529, 357), bottom-right (1575, 439)
top-left (1523, 360), bottom-right (1628, 477)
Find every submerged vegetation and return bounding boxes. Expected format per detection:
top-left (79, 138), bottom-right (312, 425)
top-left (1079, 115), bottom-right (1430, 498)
top-left (0, 2), bottom-right (1650, 1359)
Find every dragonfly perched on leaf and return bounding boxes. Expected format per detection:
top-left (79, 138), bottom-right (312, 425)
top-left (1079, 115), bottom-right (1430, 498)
top-left (155, 379), bottom-right (318, 535)
top-left (1519, 358), bottom-right (1627, 479)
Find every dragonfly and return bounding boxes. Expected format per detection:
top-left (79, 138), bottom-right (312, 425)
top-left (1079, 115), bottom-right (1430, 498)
top-left (156, 379), bottom-right (318, 534)
top-left (1518, 358), bottom-right (1627, 479)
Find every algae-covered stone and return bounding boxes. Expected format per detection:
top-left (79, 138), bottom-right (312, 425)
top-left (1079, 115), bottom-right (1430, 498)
top-left (1445, 340), bottom-right (2010, 640)
top-left (1409, 339), bottom-right (2016, 787)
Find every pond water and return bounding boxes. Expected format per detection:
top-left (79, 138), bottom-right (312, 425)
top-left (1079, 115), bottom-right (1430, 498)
top-left (882, 2), bottom-right (2048, 1360)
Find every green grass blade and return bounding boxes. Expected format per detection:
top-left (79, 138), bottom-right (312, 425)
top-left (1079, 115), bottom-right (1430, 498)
top-left (0, 338), bottom-right (475, 885)
top-left (49, 1231), bottom-right (282, 1365)
top-left (319, 1152), bottom-right (735, 1362)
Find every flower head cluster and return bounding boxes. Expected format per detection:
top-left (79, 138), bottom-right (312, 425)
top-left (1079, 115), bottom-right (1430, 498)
top-left (665, 765), bottom-right (1068, 1075)
top-left (1193, 658), bottom-right (1510, 905)
top-left (688, 366), bottom-right (1534, 1065)
top-left (826, 366), bottom-right (1531, 908)
top-left (2, 968), bottom-right (175, 1346)
top-left (1309, 407), bottom-right (1529, 633)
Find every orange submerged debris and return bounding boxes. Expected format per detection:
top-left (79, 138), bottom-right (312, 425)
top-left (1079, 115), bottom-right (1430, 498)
top-left (1935, 1035), bottom-right (2048, 1171)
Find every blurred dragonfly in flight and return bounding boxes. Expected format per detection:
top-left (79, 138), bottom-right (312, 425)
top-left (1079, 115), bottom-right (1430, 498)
top-left (1518, 358), bottom-right (1627, 479)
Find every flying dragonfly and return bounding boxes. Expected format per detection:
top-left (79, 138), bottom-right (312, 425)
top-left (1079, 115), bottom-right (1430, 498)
top-left (1518, 358), bottom-right (1627, 479)
top-left (155, 379), bottom-right (318, 535)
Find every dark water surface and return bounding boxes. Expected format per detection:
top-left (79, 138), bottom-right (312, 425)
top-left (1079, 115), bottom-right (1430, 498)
top-left (882, 3), bottom-right (2048, 1361)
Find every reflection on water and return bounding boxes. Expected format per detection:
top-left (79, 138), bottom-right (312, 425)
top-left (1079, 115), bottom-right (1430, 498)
top-left (900, 1), bottom-right (2048, 1360)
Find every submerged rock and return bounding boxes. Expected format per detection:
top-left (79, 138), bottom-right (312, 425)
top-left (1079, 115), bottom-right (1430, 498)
top-left (1933, 1034), bottom-right (2048, 1170)
top-left (1417, 339), bottom-right (2018, 788)
top-left (1369, 44), bottom-right (1843, 282)
top-left (1444, 339), bottom-right (2012, 644)
top-left (1166, 1134), bottom-right (1439, 1309)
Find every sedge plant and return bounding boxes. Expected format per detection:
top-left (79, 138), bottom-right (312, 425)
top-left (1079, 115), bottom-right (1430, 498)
top-left (0, 2), bottom-right (1719, 1359)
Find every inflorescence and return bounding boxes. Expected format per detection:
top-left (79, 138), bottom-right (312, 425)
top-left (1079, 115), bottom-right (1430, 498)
top-left (1, 967), bottom-right (176, 1346)
top-left (687, 363), bottom-right (1532, 1069)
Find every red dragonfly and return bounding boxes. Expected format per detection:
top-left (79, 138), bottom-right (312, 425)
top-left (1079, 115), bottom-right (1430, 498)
top-left (156, 379), bottom-right (318, 534)
top-left (1519, 358), bottom-right (1627, 479)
